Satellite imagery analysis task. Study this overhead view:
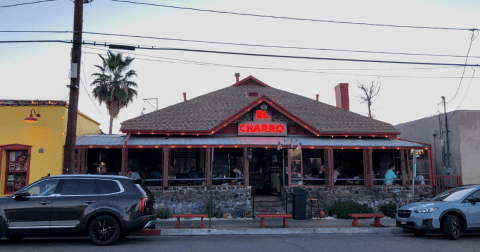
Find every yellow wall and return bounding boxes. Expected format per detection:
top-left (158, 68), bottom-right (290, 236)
top-left (0, 106), bottom-right (100, 195)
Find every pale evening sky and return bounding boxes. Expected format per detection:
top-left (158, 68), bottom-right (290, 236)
top-left (1, 0), bottom-right (479, 134)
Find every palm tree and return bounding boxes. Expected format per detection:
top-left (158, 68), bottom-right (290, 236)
top-left (91, 51), bottom-right (138, 134)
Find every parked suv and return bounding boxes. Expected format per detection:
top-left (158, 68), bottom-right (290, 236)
top-left (0, 175), bottom-right (156, 245)
top-left (396, 185), bottom-right (480, 240)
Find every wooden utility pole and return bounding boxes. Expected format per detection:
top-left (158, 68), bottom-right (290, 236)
top-left (63, 0), bottom-right (87, 174)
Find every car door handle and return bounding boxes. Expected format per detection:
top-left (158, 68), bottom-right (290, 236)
top-left (85, 200), bottom-right (96, 204)
top-left (39, 201), bottom-right (51, 205)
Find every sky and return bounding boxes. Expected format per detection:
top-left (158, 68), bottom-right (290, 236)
top-left (1, 0), bottom-right (479, 134)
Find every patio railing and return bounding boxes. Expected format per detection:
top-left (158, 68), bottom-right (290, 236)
top-left (435, 175), bottom-right (462, 195)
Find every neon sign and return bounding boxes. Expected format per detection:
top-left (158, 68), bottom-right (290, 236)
top-left (238, 109), bottom-right (287, 136)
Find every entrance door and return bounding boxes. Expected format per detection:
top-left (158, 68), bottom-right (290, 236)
top-left (249, 148), bottom-right (283, 195)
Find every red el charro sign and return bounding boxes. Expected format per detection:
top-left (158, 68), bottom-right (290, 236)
top-left (238, 110), bottom-right (287, 136)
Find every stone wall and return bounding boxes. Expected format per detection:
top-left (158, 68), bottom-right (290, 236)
top-left (150, 186), bottom-right (252, 216)
top-left (282, 186), bottom-right (436, 213)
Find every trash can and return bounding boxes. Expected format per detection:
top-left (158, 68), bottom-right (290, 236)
top-left (292, 187), bottom-right (307, 220)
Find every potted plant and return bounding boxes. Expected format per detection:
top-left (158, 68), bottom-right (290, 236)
top-left (244, 210), bottom-right (252, 218)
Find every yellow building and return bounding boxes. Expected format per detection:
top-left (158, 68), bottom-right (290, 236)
top-left (0, 100), bottom-right (101, 195)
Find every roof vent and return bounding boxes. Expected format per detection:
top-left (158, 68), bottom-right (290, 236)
top-left (247, 92), bottom-right (259, 97)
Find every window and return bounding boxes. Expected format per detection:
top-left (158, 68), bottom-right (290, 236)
top-left (59, 179), bottom-right (97, 196)
top-left (24, 179), bottom-right (60, 197)
top-left (3, 147), bottom-right (31, 194)
top-left (96, 179), bottom-right (121, 194)
top-left (302, 149), bottom-right (324, 185)
top-left (333, 149), bottom-right (364, 186)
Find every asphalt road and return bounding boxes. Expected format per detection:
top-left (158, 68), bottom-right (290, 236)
top-left (1, 233), bottom-right (480, 252)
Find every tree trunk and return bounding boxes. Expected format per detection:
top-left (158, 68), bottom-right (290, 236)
top-left (367, 102), bottom-right (372, 118)
top-left (109, 114), bottom-right (113, 134)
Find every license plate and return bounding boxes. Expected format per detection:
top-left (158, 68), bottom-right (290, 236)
top-left (401, 220), bottom-right (406, 225)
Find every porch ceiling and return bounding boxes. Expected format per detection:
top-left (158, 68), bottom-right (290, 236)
top-left (125, 136), bottom-right (428, 148)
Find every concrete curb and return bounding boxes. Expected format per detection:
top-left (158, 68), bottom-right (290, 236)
top-left (160, 227), bottom-right (404, 236)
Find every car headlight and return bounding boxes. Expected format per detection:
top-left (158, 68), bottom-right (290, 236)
top-left (414, 208), bottom-right (438, 213)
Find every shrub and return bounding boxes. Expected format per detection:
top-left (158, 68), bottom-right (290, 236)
top-left (206, 198), bottom-right (215, 218)
top-left (157, 208), bottom-right (171, 219)
top-left (380, 202), bottom-right (402, 218)
top-left (326, 200), bottom-right (374, 219)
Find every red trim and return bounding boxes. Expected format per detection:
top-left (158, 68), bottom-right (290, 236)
top-left (231, 75), bottom-right (270, 87)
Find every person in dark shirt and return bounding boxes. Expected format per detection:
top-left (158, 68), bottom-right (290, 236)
top-left (188, 166), bottom-right (200, 185)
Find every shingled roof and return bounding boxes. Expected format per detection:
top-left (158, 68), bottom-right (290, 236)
top-left (121, 76), bottom-right (398, 135)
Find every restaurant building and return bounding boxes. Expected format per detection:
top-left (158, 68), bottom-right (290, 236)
top-left (76, 75), bottom-right (435, 216)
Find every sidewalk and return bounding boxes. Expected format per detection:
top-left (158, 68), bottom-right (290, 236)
top-left (139, 217), bottom-right (405, 236)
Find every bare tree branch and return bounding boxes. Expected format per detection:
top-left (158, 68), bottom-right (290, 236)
top-left (356, 78), bottom-right (381, 118)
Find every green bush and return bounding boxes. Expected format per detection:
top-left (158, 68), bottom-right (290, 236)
top-left (157, 208), bottom-right (171, 219)
top-left (380, 202), bottom-right (402, 218)
top-left (324, 200), bottom-right (373, 219)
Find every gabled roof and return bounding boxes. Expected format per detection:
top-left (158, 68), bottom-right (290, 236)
top-left (121, 76), bottom-right (399, 135)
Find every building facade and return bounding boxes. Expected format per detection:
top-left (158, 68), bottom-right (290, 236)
top-left (395, 110), bottom-right (480, 185)
top-left (0, 100), bottom-right (101, 196)
top-left (76, 75), bottom-right (435, 216)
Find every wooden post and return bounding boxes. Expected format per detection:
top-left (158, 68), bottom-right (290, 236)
top-left (243, 147), bottom-right (249, 186)
top-left (368, 149), bottom-right (373, 187)
top-left (427, 148), bottom-right (434, 186)
top-left (205, 148), bottom-right (211, 186)
top-left (121, 148), bottom-right (128, 176)
top-left (401, 150), bottom-right (407, 185)
top-left (163, 148), bottom-right (169, 187)
top-left (287, 149), bottom-right (292, 186)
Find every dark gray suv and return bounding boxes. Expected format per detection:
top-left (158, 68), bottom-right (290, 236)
top-left (0, 175), bottom-right (156, 245)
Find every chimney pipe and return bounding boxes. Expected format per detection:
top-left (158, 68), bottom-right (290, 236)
top-left (334, 83), bottom-right (349, 111)
top-left (183, 92), bottom-right (186, 101)
top-left (235, 73), bottom-right (240, 83)
top-left (316, 94), bottom-right (319, 101)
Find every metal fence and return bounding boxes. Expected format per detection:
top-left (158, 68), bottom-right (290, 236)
top-left (435, 175), bottom-right (462, 195)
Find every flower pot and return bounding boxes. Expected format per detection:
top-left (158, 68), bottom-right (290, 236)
top-left (245, 213), bottom-right (252, 218)
top-left (319, 211), bottom-right (326, 218)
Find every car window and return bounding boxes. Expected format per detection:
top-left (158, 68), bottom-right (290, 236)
top-left (430, 187), bottom-right (476, 202)
top-left (465, 190), bottom-right (480, 201)
top-left (25, 179), bottom-right (60, 197)
top-left (58, 179), bottom-right (97, 196)
top-left (96, 179), bottom-right (121, 194)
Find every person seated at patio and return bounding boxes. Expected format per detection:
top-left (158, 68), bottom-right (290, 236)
top-left (146, 170), bottom-right (162, 186)
top-left (231, 167), bottom-right (243, 185)
top-left (318, 165), bottom-right (326, 185)
top-left (127, 167), bottom-right (141, 180)
top-left (384, 164), bottom-right (399, 185)
top-left (334, 166), bottom-right (345, 185)
top-left (188, 166), bottom-right (200, 185)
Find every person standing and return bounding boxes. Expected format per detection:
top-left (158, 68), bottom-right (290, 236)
top-left (384, 164), bottom-right (399, 185)
top-left (97, 162), bottom-right (107, 174)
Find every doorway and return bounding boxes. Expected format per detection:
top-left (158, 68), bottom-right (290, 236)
top-left (248, 148), bottom-right (283, 195)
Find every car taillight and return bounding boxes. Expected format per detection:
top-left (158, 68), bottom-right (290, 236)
top-left (139, 197), bottom-right (147, 212)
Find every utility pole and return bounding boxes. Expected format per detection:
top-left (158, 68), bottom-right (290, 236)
top-left (63, 0), bottom-right (91, 174)
top-left (441, 96), bottom-right (451, 168)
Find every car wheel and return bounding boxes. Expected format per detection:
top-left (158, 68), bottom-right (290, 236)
top-left (443, 215), bottom-right (461, 240)
top-left (88, 215), bottom-right (121, 246)
top-left (4, 235), bottom-right (26, 241)
top-left (411, 229), bottom-right (427, 236)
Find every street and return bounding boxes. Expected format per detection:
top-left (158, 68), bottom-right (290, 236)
top-left (1, 233), bottom-right (480, 252)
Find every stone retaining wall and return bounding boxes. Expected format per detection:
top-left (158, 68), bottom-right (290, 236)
top-left (150, 186), bottom-right (252, 217)
top-left (282, 186), bottom-right (436, 213)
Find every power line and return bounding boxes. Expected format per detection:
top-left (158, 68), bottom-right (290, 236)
top-left (3, 39), bottom-right (480, 67)
top-left (81, 60), bottom-right (102, 115)
top-left (448, 68), bottom-right (476, 123)
top-left (82, 45), bottom-right (462, 71)
top-left (448, 30), bottom-right (479, 103)
top-left (3, 31), bottom-right (480, 59)
top-left (111, 0), bottom-right (478, 32)
top-left (0, 0), bottom-right (56, 8)
top-left (82, 49), bottom-right (480, 79)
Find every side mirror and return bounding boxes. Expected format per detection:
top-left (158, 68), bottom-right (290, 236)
top-left (469, 198), bottom-right (480, 205)
top-left (14, 191), bottom-right (30, 200)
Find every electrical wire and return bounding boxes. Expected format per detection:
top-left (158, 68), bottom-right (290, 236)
top-left (0, 0), bottom-right (56, 8)
top-left (82, 49), bottom-right (480, 79)
top-left (3, 30), bottom-right (480, 59)
top-left (2, 39), bottom-right (480, 67)
top-left (447, 30), bottom-right (479, 103)
top-left (81, 60), bottom-right (102, 115)
top-left (111, 0), bottom-right (477, 32)
top-left (448, 68), bottom-right (476, 123)
top-left (82, 45), bottom-right (462, 71)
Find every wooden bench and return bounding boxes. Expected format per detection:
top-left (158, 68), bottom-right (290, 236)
top-left (172, 214), bottom-right (208, 229)
top-left (256, 214), bottom-right (292, 228)
top-left (348, 213), bottom-right (385, 227)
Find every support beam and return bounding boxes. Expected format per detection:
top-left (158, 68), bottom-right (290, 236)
top-left (205, 148), bottom-right (211, 186)
top-left (243, 147), bottom-right (249, 186)
top-left (163, 148), bottom-right (169, 187)
top-left (401, 150), bottom-right (407, 186)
